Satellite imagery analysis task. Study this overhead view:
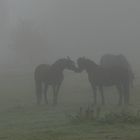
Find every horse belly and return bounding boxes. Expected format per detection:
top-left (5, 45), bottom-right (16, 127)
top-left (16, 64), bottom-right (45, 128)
top-left (45, 75), bottom-right (63, 85)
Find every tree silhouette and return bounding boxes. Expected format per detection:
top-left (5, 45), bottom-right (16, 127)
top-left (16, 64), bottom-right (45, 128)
top-left (11, 20), bottom-right (48, 67)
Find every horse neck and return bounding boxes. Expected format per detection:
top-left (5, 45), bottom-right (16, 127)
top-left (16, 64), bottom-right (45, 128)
top-left (85, 60), bottom-right (99, 74)
top-left (51, 61), bottom-right (66, 74)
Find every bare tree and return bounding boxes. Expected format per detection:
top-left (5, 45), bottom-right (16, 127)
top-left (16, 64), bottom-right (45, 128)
top-left (11, 20), bottom-right (48, 68)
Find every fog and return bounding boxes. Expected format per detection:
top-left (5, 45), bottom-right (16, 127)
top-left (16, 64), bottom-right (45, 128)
top-left (1, 1), bottom-right (140, 139)
top-left (0, 0), bottom-right (139, 102)
top-left (0, 0), bottom-right (139, 73)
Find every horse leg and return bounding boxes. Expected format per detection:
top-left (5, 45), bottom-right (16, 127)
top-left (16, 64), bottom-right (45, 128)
top-left (116, 85), bottom-right (123, 106)
top-left (99, 86), bottom-right (105, 105)
top-left (53, 83), bottom-right (61, 105)
top-left (52, 85), bottom-right (57, 105)
top-left (35, 81), bottom-right (42, 105)
top-left (130, 79), bottom-right (134, 89)
top-left (44, 84), bottom-right (48, 104)
top-left (123, 82), bottom-right (130, 105)
top-left (55, 84), bottom-right (61, 105)
top-left (91, 84), bottom-right (97, 105)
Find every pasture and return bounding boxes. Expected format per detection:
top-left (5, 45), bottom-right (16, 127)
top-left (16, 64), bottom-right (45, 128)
top-left (0, 72), bottom-right (140, 140)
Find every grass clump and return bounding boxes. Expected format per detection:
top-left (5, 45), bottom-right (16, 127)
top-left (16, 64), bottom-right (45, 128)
top-left (99, 109), bottom-right (140, 124)
top-left (67, 106), bottom-right (140, 125)
top-left (65, 106), bottom-right (101, 123)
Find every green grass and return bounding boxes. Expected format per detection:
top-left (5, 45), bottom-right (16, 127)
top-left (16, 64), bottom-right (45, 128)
top-left (1, 105), bottom-right (140, 140)
top-left (0, 73), bottom-right (140, 140)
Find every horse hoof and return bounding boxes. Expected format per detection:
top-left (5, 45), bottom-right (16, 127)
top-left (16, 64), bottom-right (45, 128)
top-left (45, 102), bottom-right (48, 105)
top-left (117, 103), bottom-right (122, 106)
top-left (91, 103), bottom-right (97, 107)
top-left (53, 103), bottom-right (57, 107)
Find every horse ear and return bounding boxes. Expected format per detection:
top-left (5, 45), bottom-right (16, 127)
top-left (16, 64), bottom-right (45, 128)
top-left (67, 56), bottom-right (71, 60)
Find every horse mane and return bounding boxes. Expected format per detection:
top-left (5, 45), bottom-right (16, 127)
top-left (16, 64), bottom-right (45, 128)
top-left (84, 58), bottom-right (98, 67)
top-left (51, 58), bottom-right (66, 67)
top-left (77, 57), bottom-right (99, 72)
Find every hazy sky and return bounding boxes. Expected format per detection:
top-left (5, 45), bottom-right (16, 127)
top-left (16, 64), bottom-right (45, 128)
top-left (1, 0), bottom-right (140, 69)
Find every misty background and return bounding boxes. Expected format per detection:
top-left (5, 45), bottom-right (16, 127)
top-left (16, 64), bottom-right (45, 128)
top-left (0, 0), bottom-right (140, 75)
top-left (1, 1), bottom-right (140, 139)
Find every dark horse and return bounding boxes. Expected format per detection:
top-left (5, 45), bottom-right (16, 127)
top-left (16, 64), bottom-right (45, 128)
top-left (77, 57), bottom-right (130, 105)
top-left (34, 57), bottom-right (78, 105)
top-left (100, 54), bottom-right (134, 88)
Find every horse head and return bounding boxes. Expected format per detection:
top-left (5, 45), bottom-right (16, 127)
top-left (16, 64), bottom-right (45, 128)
top-left (77, 57), bottom-right (98, 72)
top-left (77, 57), bottom-right (87, 72)
top-left (59, 57), bottom-right (79, 72)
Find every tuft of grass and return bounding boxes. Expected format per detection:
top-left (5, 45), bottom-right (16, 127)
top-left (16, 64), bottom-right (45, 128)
top-left (65, 106), bottom-right (102, 124)
top-left (98, 109), bottom-right (140, 124)
top-left (67, 107), bottom-right (140, 125)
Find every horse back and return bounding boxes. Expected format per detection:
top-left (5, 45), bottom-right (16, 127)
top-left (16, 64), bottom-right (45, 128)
top-left (34, 64), bottom-right (50, 82)
top-left (88, 66), bottom-right (130, 86)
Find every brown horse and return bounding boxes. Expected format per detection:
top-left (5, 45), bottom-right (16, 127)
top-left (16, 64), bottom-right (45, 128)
top-left (34, 57), bottom-right (78, 105)
top-left (77, 57), bottom-right (130, 105)
top-left (100, 54), bottom-right (134, 88)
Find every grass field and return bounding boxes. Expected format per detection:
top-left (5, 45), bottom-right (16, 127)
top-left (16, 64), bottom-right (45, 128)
top-left (0, 72), bottom-right (140, 140)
